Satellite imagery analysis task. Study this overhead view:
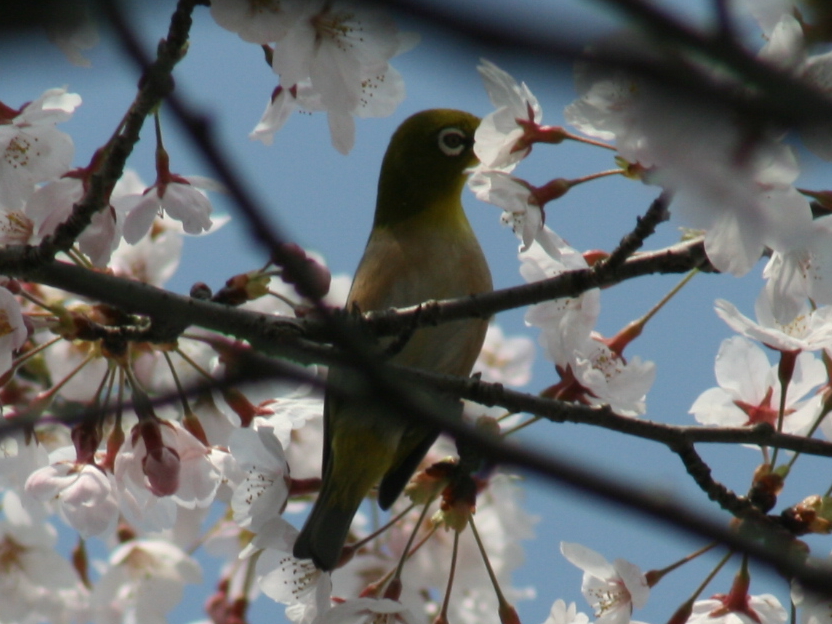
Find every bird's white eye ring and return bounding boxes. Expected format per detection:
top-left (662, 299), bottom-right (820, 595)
top-left (438, 127), bottom-right (468, 156)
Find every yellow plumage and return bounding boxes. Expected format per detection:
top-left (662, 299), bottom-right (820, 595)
top-left (293, 109), bottom-right (492, 570)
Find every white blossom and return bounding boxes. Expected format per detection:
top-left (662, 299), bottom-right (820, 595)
top-left (121, 175), bottom-right (223, 243)
top-left (763, 215), bottom-right (832, 324)
top-left (90, 538), bottom-right (201, 624)
top-left (26, 176), bottom-right (122, 267)
top-left (0, 285), bottom-right (27, 377)
top-left (475, 59), bottom-right (542, 171)
top-left (688, 593), bottom-right (787, 624)
top-left (474, 323), bottom-right (535, 386)
top-left (716, 291), bottom-right (832, 352)
top-left (565, 38), bottom-right (814, 276)
top-left (0, 87), bottom-right (80, 210)
top-left (25, 447), bottom-right (119, 538)
top-left (561, 541), bottom-right (649, 624)
top-left (469, 169), bottom-right (543, 251)
top-left (316, 598), bottom-right (421, 624)
top-left (0, 491), bottom-right (88, 624)
top-left (690, 336), bottom-right (824, 435)
top-left (229, 425), bottom-right (291, 533)
top-left (210, 0), bottom-right (304, 44)
top-left (543, 600), bottom-right (592, 624)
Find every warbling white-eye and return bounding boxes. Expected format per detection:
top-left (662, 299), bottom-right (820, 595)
top-left (293, 109), bottom-right (492, 571)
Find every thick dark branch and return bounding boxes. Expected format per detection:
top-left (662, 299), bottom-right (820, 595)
top-left (0, 234), bottom-right (707, 356)
top-left (672, 440), bottom-right (762, 520)
top-left (400, 366), bottom-right (832, 459)
top-left (360, 236), bottom-right (710, 337)
top-left (601, 190), bottom-right (671, 270)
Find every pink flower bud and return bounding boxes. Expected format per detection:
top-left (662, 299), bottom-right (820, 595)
top-left (142, 444), bottom-right (180, 496)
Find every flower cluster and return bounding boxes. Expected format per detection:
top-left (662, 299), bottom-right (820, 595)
top-left (210, 0), bottom-right (415, 153)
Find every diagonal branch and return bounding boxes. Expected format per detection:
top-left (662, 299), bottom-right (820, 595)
top-left (0, 234), bottom-right (707, 357)
top-left (24, 0), bottom-right (202, 266)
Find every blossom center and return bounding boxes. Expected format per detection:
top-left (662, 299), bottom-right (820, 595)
top-left (588, 346), bottom-right (625, 381)
top-left (0, 310), bottom-right (14, 338)
top-left (312, 10), bottom-right (360, 51)
top-left (0, 211), bottom-right (33, 244)
top-left (247, 0), bottom-right (282, 17)
top-left (734, 387), bottom-right (792, 427)
top-left (4, 135), bottom-right (36, 168)
top-left (0, 535), bottom-right (26, 573)
top-left (588, 583), bottom-right (628, 616)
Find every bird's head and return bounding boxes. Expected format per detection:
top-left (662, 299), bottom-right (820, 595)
top-left (374, 109), bottom-right (480, 229)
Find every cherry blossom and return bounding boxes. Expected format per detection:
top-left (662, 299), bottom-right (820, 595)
top-left (752, 11), bottom-right (832, 161)
top-left (564, 35), bottom-right (650, 150)
top-left (0, 491), bottom-right (88, 624)
top-left (474, 323), bottom-right (535, 386)
top-left (246, 519), bottom-right (333, 623)
top-left (269, 1), bottom-right (414, 153)
top-left (25, 175), bottom-right (123, 267)
top-left (571, 335), bottom-right (656, 417)
top-left (211, 0), bottom-right (415, 152)
top-left (634, 100), bottom-right (811, 276)
top-left (561, 541), bottom-right (649, 624)
top-left (90, 538), bottom-right (202, 624)
top-left (0, 429), bottom-right (49, 496)
top-left (564, 38), bottom-right (814, 276)
top-left (536, 241), bottom-right (657, 415)
top-left (114, 419), bottom-right (222, 530)
top-left (41, 337), bottom-right (110, 403)
top-left (734, 0), bottom-right (796, 37)
top-left (469, 169), bottom-right (543, 251)
top-left (791, 578), bottom-right (832, 624)
top-left (475, 58), bottom-right (543, 171)
top-left (210, 0), bottom-right (304, 44)
top-left (688, 593), bottom-right (787, 624)
top-left (518, 232), bottom-right (654, 416)
top-left (520, 231), bottom-right (600, 367)
top-left (543, 600), bottom-right (592, 624)
top-left (110, 170), bottom-right (229, 284)
top-left (25, 446), bottom-right (119, 538)
top-left (317, 598), bottom-right (421, 624)
top-left (690, 336), bottom-right (824, 435)
top-left (0, 87), bottom-right (81, 210)
top-left (273, 2), bottom-right (402, 112)
top-left (715, 291), bottom-right (832, 353)
top-left (379, 467), bottom-right (536, 624)
top-left (229, 425), bottom-right (291, 533)
top-left (250, 81), bottom-right (323, 146)
top-left (0, 285), bottom-right (27, 377)
top-left (763, 215), bottom-right (832, 325)
top-left (109, 216), bottom-right (184, 286)
top-left (121, 173), bottom-right (223, 243)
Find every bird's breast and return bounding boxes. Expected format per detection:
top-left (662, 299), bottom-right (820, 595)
top-left (348, 217), bottom-right (492, 376)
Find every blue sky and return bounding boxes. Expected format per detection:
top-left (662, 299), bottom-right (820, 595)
top-left (4, 1), bottom-right (829, 623)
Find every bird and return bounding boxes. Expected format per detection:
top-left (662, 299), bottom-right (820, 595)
top-left (292, 109), bottom-right (493, 571)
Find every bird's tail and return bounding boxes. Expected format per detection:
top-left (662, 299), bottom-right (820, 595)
top-left (292, 476), bottom-right (363, 572)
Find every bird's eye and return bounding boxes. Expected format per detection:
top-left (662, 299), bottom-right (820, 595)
top-left (438, 127), bottom-right (468, 156)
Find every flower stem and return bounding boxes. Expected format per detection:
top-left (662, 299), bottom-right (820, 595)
top-left (393, 499), bottom-right (435, 582)
top-left (501, 415), bottom-right (541, 437)
top-left (350, 502), bottom-right (417, 552)
top-left (436, 530), bottom-right (461, 624)
top-left (646, 542), bottom-right (718, 586)
top-left (468, 515), bottom-right (509, 609)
